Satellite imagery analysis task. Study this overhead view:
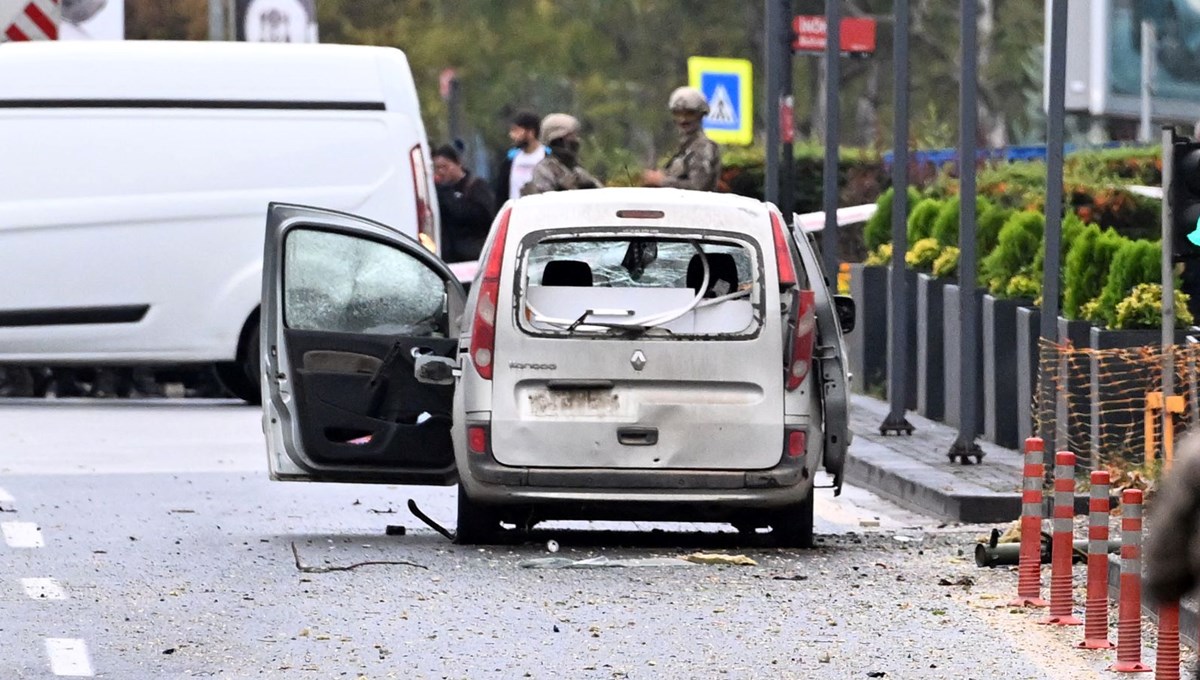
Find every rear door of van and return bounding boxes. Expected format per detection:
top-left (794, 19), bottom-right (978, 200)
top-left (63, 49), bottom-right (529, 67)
top-left (487, 225), bottom-right (787, 471)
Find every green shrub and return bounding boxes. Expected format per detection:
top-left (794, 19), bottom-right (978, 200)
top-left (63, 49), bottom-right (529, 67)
top-left (1062, 224), bottom-right (1127, 319)
top-left (1094, 239), bottom-right (1161, 327)
top-left (1079, 296), bottom-right (1105, 325)
top-left (980, 211), bottom-right (1044, 296)
top-left (1005, 274), bottom-right (1041, 300)
top-left (906, 237), bottom-right (942, 271)
top-left (864, 186), bottom-right (921, 251)
top-left (907, 198), bottom-right (944, 243)
top-left (932, 246), bottom-right (959, 279)
top-left (931, 195), bottom-right (994, 248)
top-left (1112, 283), bottom-right (1193, 330)
top-left (864, 243), bottom-right (892, 266)
top-left (976, 204), bottom-right (1013, 259)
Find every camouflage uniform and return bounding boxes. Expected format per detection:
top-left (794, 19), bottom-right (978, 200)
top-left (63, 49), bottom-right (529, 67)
top-left (660, 131), bottom-right (721, 192)
top-left (521, 154), bottom-right (603, 195)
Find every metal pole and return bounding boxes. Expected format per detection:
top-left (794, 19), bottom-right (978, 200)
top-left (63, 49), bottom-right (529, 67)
top-left (780, 0), bottom-right (795, 218)
top-left (950, 0), bottom-right (982, 463)
top-left (1038, 0), bottom-right (1068, 459)
top-left (764, 0), bottom-right (781, 206)
top-left (1139, 22), bottom-right (1154, 144)
top-left (209, 0), bottom-right (226, 40)
top-left (821, 0), bottom-right (841, 285)
top-left (882, 0), bottom-right (912, 435)
top-left (1163, 126), bottom-right (1176, 453)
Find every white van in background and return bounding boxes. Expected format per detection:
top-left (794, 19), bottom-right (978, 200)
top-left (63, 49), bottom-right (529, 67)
top-left (0, 41), bottom-right (440, 403)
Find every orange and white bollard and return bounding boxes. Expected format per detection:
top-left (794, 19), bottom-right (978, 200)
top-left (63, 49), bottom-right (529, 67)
top-left (1011, 436), bottom-right (1048, 607)
top-left (1078, 470), bottom-right (1114, 648)
top-left (1112, 488), bottom-right (1152, 673)
top-left (1040, 451), bottom-right (1081, 625)
top-left (1154, 601), bottom-right (1181, 680)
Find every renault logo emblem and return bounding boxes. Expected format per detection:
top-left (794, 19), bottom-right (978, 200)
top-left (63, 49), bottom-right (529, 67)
top-left (630, 350), bottom-right (646, 371)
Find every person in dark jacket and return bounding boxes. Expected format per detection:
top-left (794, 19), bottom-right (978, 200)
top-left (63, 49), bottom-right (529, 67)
top-left (432, 144), bottom-right (496, 263)
top-left (1146, 432), bottom-right (1200, 680)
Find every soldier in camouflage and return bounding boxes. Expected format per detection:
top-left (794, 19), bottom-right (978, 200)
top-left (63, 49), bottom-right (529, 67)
top-left (643, 86), bottom-right (721, 192)
top-left (520, 113), bottom-right (603, 195)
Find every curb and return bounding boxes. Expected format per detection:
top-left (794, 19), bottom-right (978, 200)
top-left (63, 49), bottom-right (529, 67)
top-left (1106, 558), bottom-right (1200, 649)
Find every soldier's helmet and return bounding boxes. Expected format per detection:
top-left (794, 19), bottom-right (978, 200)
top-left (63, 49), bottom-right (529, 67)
top-left (668, 86), bottom-right (709, 114)
top-left (539, 113), bottom-right (581, 145)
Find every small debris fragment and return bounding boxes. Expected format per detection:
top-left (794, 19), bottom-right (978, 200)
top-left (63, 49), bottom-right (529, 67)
top-left (162, 648), bottom-right (176, 655)
top-left (385, 525), bottom-right (406, 536)
top-left (867, 672), bottom-right (887, 678)
top-left (818, 651), bottom-right (831, 663)
top-left (771, 574), bottom-right (808, 581)
top-left (547, 539), bottom-right (560, 553)
top-left (937, 576), bottom-right (975, 587)
top-left (683, 552), bottom-right (757, 566)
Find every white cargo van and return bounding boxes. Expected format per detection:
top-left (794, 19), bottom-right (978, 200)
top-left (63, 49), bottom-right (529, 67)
top-left (0, 41), bottom-right (440, 402)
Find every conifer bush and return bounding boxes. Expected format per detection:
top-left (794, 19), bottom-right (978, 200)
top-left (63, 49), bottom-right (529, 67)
top-left (930, 195), bottom-right (994, 248)
top-left (1095, 239), bottom-right (1161, 327)
top-left (980, 210), bottom-right (1044, 296)
top-left (1062, 224), bottom-right (1128, 320)
top-left (906, 198), bottom-right (944, 244)
top-left (864, 186), bottom-right (921, 252)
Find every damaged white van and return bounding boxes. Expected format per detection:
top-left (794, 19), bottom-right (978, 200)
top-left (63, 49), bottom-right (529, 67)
top-left (261, 188), bottom-right (853, 547)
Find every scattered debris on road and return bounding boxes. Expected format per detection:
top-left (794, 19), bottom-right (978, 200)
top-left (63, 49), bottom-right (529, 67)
top-left (407, 499), bottom-right (455, 541)
top-left (290, 542), bottom-right (426, 573)
top-left (519, 556), bottom-right (696, 569)
top-left (684, 552), bottom-right (757, 566)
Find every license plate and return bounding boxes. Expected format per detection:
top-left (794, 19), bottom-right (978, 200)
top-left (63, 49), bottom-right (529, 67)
top-left (527, 389), bottom-right (621, 417)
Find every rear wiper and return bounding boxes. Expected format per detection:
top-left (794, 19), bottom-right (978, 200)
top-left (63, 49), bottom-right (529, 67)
top-left (564, 308), bottom-right (635, 335)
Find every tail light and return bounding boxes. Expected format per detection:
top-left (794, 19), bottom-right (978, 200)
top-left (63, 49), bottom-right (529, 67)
top-left (410, 144), bottom-right (436, 252)
top-left (786, 289), bottom-right (816, 391)
top-left (769, 211), bottom-right (797, 286)
top-left (469, 208), bottom-right (512, 380)
top-left (786, 429), bottom-right (807, 458)
top-left (467, 425), bottom-right (490, 454)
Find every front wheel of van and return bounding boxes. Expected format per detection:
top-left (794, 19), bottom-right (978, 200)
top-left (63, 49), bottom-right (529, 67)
top-left (455, 486), bottom-right (500, 545)
top-left (769, 492), bottom-right (815, 549)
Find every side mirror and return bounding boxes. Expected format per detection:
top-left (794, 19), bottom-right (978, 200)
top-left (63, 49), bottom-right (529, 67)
top-left (833, 295), bottom-right (856, 334)
top-left (414, 354), bottom-right (458, 385)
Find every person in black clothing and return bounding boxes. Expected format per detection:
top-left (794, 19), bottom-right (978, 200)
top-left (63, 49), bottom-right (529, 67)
top-left (432, 144), bottom-right (496, 263)
top-left (494, 110), bottom-right (549, 202)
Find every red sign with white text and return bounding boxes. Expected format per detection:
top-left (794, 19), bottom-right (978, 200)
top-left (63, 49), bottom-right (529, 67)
top-left (792, 15), bottom-right (876, 54)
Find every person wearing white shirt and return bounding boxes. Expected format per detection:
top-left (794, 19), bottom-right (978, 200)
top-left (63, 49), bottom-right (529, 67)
top-left (495, 110), bottom-right (550, 201)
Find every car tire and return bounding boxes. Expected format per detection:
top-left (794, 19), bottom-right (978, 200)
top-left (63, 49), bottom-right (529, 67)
top-left (214, 361), bottom-right (256, 402)
top-left (770, 492), bottom-right (815, 549)
top-left (455, 485), bottom-right (500, 545)
top-left (215, 321), bottom-right (262, 405)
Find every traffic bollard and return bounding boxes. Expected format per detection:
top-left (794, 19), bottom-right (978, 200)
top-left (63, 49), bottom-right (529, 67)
top-left (1011, 436), bottom-right (1048, 607)
top-left (1078, 470), bottom-right (1114, 648)
top-left (1112, 488), bottom-right (1152, 673)
top-left (1154, 601), bottom-right (1181, 680)
top-left (1040, 451), bottom-right (1081, 625)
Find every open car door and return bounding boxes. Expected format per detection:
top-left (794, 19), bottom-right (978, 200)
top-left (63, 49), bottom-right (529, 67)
top-left (262, 203), bottom-right (465, 486)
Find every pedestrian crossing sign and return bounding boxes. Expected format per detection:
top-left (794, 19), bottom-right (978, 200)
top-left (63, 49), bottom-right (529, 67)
top-left (687, 56), bottom-right (753, 146)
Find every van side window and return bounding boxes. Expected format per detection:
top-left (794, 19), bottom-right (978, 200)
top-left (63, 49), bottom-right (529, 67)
top-left (284, 229), bottom-right (445, 336)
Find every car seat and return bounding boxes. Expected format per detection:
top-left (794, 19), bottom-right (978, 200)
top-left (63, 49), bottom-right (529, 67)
top-left (540, 260), bottom-right (594, 287)
top-left (686, 253), bottom-right (739, 298)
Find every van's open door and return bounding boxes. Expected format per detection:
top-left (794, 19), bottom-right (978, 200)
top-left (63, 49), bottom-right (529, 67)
top-left (261, 203), bottom-right (465, 485)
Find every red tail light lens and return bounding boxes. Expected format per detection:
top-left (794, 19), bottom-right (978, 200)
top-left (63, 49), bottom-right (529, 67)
top-left (467, 425), bottom-right (489, 454)
top-left (786, 289), bottom-right (816, 391)
top-left (469, 208), bottom-right (511, 380)
top-left (787, 429), bottom-right (807, 458)
top-left (770, 211), bottom-right (797, 286)
top-left (410, 145), bottom-right (436, 250)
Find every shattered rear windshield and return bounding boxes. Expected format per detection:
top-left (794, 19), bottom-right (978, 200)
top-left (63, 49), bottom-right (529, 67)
top-left (518, 234), bottom-right (762, 339)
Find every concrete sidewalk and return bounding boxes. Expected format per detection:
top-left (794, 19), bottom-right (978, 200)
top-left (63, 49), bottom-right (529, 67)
top-left (844, 395), bottom-right (1025, 523)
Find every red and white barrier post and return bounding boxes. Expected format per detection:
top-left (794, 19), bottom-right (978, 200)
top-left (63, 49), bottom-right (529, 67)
top-left (1011, 436), bottom-right (1048, 607)
top-left (1154, 600), bottom-right (1181, 680)
top-left (1078, 470), bottom-right (1114, 648)
top-left (1112, 488), bottom-right (1152, 673)
top-left (1040, 451), bottom-right (1081, 625)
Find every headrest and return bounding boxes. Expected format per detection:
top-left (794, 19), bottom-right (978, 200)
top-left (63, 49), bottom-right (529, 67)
top-left (540, 259), bottom-right (593, 287)
top-left (686, 253), bottom-right (740, 298)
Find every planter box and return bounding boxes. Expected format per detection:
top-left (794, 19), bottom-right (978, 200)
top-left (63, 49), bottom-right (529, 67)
top-left (847, 264), bottom-right (888, 394)
top-left (1015, 306), bottom-right (1041, 445)
top-left (982, 295), bottom-right (1033, 449)
top-left (1088, 327), bottom-right (1188, 468)
top-left (886, 266), bottom-right (919, 409)
top-left (943, 283), bottom-right (985, 429)
top-left (916, 273), bottom-right (948, 420)
top-left (1055, 317), bottom-right (1094, 459)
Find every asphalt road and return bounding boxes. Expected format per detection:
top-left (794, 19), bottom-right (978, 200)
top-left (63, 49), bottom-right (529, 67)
top-left (0, 401), bottom-right (1136, 679)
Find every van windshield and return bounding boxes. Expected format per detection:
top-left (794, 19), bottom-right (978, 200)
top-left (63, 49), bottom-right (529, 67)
top-left (519, 234), bottom-right (762, 339)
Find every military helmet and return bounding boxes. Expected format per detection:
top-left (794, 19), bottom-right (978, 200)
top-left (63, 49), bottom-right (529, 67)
top-left (668, 86), bottom-right (709, 114)
top-left (539, 113), bottom-right (581, 145)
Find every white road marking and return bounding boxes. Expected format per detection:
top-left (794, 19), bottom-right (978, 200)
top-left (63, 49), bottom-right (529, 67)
top-left (0, 486), bottom-right (14, 503)
top-left (2, 521), bottom-right (44, 547)
top-left (45, 638), bottom-right (94, 677)
top-left (22, 578), bottom-right (66, 600)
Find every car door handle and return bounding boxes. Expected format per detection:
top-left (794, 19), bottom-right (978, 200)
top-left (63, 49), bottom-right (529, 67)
top-left (617, 426), bottom-right (658, 446)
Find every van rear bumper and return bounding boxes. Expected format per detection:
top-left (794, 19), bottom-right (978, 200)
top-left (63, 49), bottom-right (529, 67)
top-left (466, 454), bottom-right (805, 491)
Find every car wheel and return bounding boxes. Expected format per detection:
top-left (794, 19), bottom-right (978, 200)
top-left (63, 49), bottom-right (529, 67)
top-left (770, 492), bottom-right (815, 549)
top-left (214, 361), bottom-right (255, 402)
top-left (455, 485), bottom-right (500, 545)
top-left (215, 322), bottom-right (262, 405)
